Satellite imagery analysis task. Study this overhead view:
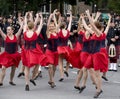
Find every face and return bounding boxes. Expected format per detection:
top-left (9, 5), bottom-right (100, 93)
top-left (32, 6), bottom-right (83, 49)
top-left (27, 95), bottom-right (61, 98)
top-left (7, 26), bottom-right (13, 35)
top-left (7, 18), bottom-right (12, 23)
top-left (49, 23), bottom-right (56, 31)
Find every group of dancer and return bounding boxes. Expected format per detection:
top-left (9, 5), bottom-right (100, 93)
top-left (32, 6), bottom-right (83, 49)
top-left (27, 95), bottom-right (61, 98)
top-left (0, 9), bottom-right (115, 98)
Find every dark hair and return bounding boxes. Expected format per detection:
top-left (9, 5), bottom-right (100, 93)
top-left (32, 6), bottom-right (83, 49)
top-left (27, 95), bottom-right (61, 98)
top-left (60, 22), bottom-right (66, 29)
top-left (94, 21), bottom-right (103, 30)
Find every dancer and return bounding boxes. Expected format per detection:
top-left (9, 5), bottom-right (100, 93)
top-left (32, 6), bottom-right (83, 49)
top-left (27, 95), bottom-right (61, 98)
top-left (21, 12), bottom-right (45, 91)
top-left (45, 9), bottom-right (60, 88)
top-left (85, 10), bottom-right (111, 98)
top-left (57, 11), bottom-right (72, 82)
top-left (0, 20), bottom-right (23, 86)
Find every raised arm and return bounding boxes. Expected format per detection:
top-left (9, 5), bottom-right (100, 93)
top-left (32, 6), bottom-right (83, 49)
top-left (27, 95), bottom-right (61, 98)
top-left (104, 14), bottom-right (112, 35)
top-left (34, 13), bottom-right (40, 30)
top-left (23, 12), bottom-right (28, 33)
top-left (94, 12), bottom-right (101, 22)
top-left (53, 9), bottom-right (58, 27)
top-left (0, 28), bottom-right (6, 40)
top-left (67, 11), bottom-right (72, 31)
top-left (46, 14), bottom-right (53, 37)
top-left (81, 14), bottom-right (94, 34)
top-left (36, 13), bottom-right (43, 35)
top-left (86, 10), bottom-right (102, 36)
top-left (29, 11), bottom-right (34, 22)
top-left (15, 20), bottom-right (23, 39)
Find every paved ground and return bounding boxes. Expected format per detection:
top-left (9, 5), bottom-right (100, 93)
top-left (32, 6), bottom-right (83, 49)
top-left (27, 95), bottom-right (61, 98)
top-left (0, 48), bottom-right (120, 99)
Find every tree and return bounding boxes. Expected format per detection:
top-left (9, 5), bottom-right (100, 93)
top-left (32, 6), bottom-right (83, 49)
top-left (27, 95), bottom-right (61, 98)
top-left (107, 0), bottom-right (120, 14)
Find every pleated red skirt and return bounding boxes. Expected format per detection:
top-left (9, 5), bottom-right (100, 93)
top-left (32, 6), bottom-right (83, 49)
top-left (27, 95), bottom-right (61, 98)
top-left (0, 52), bottom-right (21, 68)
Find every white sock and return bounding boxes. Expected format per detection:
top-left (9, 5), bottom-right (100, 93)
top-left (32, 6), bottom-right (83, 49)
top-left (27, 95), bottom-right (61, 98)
top-left (109, 63), bottom-right (113, 69)
top-left (113, 63), bottom-right (117, 70)
top-left (39, 66), bottom-right (42, 71)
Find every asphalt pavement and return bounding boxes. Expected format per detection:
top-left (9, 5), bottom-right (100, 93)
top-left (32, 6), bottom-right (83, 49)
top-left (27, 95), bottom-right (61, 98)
top-left (0, 47), bottom-right (120, 99)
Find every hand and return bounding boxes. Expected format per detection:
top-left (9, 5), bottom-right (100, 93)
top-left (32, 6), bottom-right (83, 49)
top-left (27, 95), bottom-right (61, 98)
top-left (97, 12), bottom-right (101, 16)
top-left (115, 36), bottom-right (119, 39)
top-left (108, 13), bottom-right (111, 19)
top-left (53, 9), bottom-right (57, 14)
top-left (36, 13), bottom-right (39, 18)
top-left (85, 9), bottom-right (90, 15)
top-left (111, 38), bottom-right (116, 42)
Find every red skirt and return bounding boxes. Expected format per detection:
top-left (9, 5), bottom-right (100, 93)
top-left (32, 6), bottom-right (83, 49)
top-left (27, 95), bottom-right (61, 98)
top-left (0, 52), bottom-right (21, 68)
top-left (57, 46), bottom-right (71, 61)
top-left (84, 52), bottom-right (108, 72)
top-left (74, 42), bottom-right (82, 52)
top-left (80, 52), bottom-right (90, 67)
top-left (68, 49), bottom-right (82, 69)
top-left (21, 44), bottom-right (47, 68)
top-left (45, 49), bottom-right (58, 66)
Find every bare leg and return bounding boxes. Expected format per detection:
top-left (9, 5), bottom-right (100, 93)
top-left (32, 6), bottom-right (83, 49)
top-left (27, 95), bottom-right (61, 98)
top-left (48, 65), bottom-right (56, 88)
top-left (24, 66), bottom-right (30, 91)
top-left (81, 67), bottom-right (88, 87)
top-left (32, 65), bottom-right (39, 80)
top-left (93, 70), bottom-right (103, 98)
top-left (58, 54), bottom-right (64, 81)
top-left (0, 66), bottom-right (6, 85)
top-left (89, 68), bottom-right (97, 85)
top-left (79, 67), bottom-right (88, 93)
top-left (17, 65), bottom-right (25, 77)
top-left (64, 61), bottom-right (69, 77)
top-left (74, 69), bottom-right (83, 90)
top-left (9, 66), bottom-right (16, 85)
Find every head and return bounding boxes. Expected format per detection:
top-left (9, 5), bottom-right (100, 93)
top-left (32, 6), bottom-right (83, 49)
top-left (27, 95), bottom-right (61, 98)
top-left (94, 21), bottom-right (103, 31)
top-left (48, 21), bottom-right (56, 31)
top-left (7, 17), bottom-right (13, 24)
top-left (7, 26), bottom-right (14, 35)
top-left (60, 22), bottom-right (66, 29)
top-left (27, 21), bottom-right (34, 30)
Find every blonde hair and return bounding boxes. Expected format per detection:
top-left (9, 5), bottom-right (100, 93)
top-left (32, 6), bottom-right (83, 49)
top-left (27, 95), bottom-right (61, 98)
top-left (27, 21), bottom-right (34, 30)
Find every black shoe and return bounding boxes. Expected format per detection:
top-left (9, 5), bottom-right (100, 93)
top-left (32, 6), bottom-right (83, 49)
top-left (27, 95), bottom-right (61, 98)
top-left (59, 78), bottom-right (64, 82)
top-left (0, 83), bottom-right (3, 86)
top-left (17, 72), bottom-right (24, 78)
top-left (34, 72), bottom-right (42, 80)
top-left (113, 70), bottom-right (117, 72)
top-left (74, 86), bottom-right (81, 90)
top-left (108, 68), bottom-right (112, 71)
top-left (64, 71), bottom-right (69, 77)
top-left (30, 79), bottom-right (36, 86)
top-left (38, 71), bottom-right (42, 78)
top-left (50, 82), bottom-right (56, 88)
top-left (79, 86), bottom-right (86, 93)
top-left (25, 84), bottom-right (29, 91)
top-left (9, 82), bottom-right (16, 86)
top-left (102, 76), bottom-right (108, 81)
top-left (48, 81), bottom-right (52, 85)
top-left (94, 90), bottom-right (103, 98)
top-left (48, 81), bottom-right (56, 88)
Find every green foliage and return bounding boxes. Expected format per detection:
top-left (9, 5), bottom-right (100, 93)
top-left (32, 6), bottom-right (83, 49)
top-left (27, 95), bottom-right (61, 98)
top-left (107, 0), bottom-right (120, 14)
